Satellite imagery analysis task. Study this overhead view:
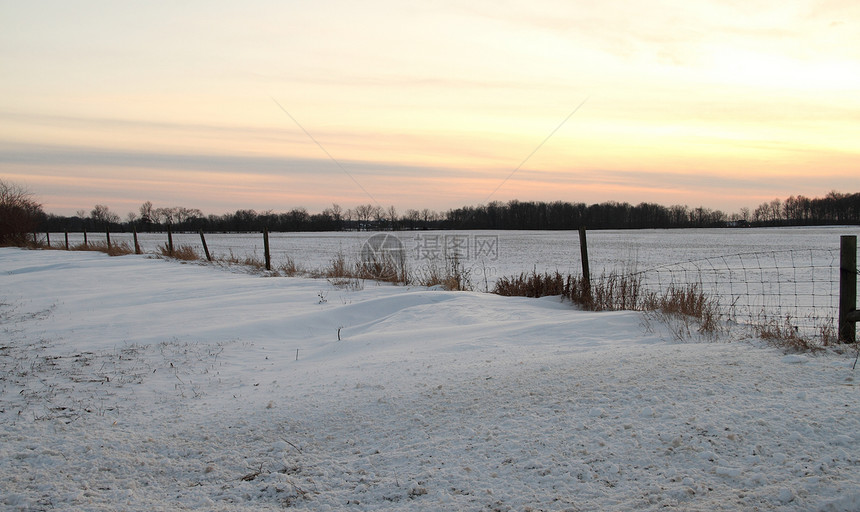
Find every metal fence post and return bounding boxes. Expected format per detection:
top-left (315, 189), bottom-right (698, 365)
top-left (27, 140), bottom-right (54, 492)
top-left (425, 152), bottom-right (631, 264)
top-left (839, 235), bottom-right (858, 343)
top-left (263, 227), bottom-right (271, 271)
top-left (167, 224), bottom-right (174, 256)
top-left (133, 227), bottom-right (141, 254)
top-left (199, 230), bottom-right (212, 261)
top-left (579, 226), bottom-right (591, 300)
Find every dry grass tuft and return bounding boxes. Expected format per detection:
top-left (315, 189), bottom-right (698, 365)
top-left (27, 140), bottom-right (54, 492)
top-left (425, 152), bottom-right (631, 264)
top-left (322, 252), bottom-right (351, 279)
top-left (71, 241), bottom-right (134, 256)
top-left (644, 283), bottom-right (722, 335)
top-left (754, 315), bottom-right (836, 352)
top-left (493, 270), bottom-right (566, 298)
top-left (159, 244), bottom-right (201, 261)
top-left (217, 250), bottom-right (266, 270)
top-left (493, 270), bottom-right (644, 312)
top-left (316, 251), bottom-right (408, 284)
top-left (600, 272), bottom-right (641, 311)
top-left (355, 257), bottom-right (408, 284)
top-left (277, 256), bottom-right (301, 276)
top-left (414, 256), bottom-right (472, 291)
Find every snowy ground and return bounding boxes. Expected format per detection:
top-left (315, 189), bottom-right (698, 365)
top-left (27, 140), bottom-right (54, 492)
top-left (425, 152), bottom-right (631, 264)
top-left (1, 247), bottom-right (859, 511)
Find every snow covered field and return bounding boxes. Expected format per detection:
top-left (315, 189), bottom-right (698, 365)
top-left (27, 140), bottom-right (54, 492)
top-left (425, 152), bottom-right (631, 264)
top-left (2, 247), bottom-right (859, 511)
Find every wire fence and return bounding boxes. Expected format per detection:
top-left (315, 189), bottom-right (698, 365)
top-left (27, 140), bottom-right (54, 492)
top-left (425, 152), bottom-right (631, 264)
top-left (635, 249), bottom-right (842, 337)
top-left (36, 230), bottom-right (858, 341)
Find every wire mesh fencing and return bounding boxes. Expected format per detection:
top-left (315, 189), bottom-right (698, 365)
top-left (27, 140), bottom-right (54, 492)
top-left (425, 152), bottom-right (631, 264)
top-left (39, 230), bottom-right (858, 343)
top-left (634, 249), bottom-right (841, 338)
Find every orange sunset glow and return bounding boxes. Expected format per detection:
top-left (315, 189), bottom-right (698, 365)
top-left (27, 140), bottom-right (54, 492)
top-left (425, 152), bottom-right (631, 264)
top-left (1, 1), bottom-right (858, 217)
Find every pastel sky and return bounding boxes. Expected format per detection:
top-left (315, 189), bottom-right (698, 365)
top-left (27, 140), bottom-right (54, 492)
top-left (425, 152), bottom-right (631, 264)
top-left (1, 1), bottom-right (858, 217)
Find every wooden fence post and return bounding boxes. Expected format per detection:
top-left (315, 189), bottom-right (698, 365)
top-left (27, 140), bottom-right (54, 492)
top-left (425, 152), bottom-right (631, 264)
top-left (263, 227), bottom-right (271, 271)
top-left (133, 228), bottom-right (141, 254)
top-left (199, 230), bottom-right (212, 261)
top-left (64, 230), bottom-right (69, 250)
top-left (579, 226), bottom-right (591, 299)
top-left (167, 224), bottom-right (174, 256)
top-left (106, 227), bottom-right (111, 249)
top-left (83, 230), bottom-right (88, 248)
top-left (46, 232), bottom-right (51, 247)
top-left (839, 235), bottom-right (858, 343)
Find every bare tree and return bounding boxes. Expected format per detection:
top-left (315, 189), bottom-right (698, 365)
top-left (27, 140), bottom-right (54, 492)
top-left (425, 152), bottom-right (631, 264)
top-left (91, 204), bottom-right (119, 226)
top-left (91, 204), bottom-right (109, 223)
top-left (330, 203), bottom-right (342, 222)
top-left (372, 205), bottom-right (385, 226)
top-left (769, 198), bottom-right (783, 222)
top-left (387, 205), bottom-right (398, 230)
top-left (0, 179), bottom-right (44, 245)
top-left (403, 209), bottom-right (420, 229)
top-left (288, 207), bottom-right (309, 227)
top-left (154, 207), bottom-right (175, 225)
top-left (354, 204), bottom-right (374, 228)
top-left (139, 201), bottom-right (154, 224)
top-left (754, 202), bottom-right (768, 223)
top-left (176, 207), bottom-right (203, 224)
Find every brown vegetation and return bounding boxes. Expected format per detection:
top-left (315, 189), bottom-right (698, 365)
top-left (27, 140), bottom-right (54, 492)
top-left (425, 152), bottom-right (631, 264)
top-left (217, 250), bottom-right (266, 270)
top-left (412, 256), bottom-right (472, 291)
top-left (71, 241), bottom-right (134, 256)
top-left (277, 256), bottom-right (301, 277)
top-left (315, 251), bottom-right (409, 284)
top-left (493, 270), bottom-right (721, 334)
top-left (754, 316), bottom-right (837, 352)
top-left (159, 244), bottom-right (200, 261)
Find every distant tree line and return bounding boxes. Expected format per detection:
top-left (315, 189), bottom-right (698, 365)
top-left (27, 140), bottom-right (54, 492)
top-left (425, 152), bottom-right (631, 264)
top-left (750, 192), bottom-right (860, 226)
top-left (447, 191), bottom-right (860, 230)
top-left (446, 200), bottom-right (724, 230)
top-left (30, 190), bottom-right (860, 235)
top-left (38, 202), bottom-right (447, 233)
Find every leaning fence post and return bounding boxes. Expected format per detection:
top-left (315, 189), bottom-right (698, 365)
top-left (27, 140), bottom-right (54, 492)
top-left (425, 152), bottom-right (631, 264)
top-left (46, 232), bottom-right (51, 247)
top-left (167, 224), bottom-right (174, 256)
top-left (199, 229), bottom-right (212, 261)
top-left (263, 227), bottom-right (271, 271)
top-left (839, 235), bottom-right (858, 343)
top-left (133, 227), bottom-right (141, 254)
top-left (579, 226), bottom-right (592, 300)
